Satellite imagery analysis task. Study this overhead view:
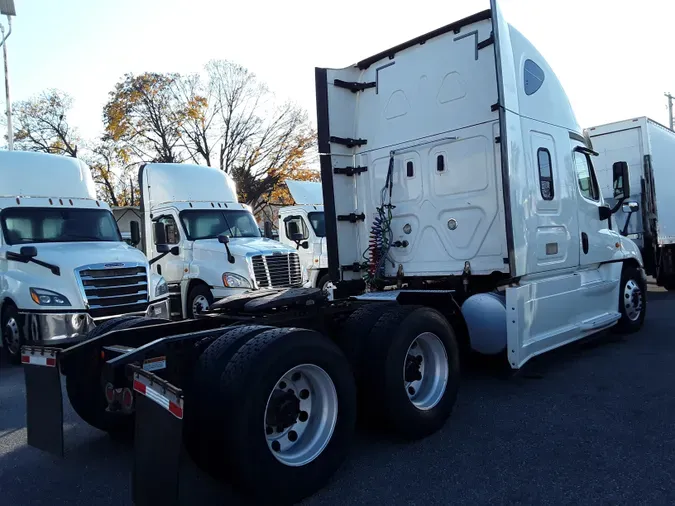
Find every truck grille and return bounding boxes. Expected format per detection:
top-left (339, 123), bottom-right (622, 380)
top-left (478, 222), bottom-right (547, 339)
top-left (77, 264), bottom-right (149, 318)
top-left (251, 253), bottom-right (302, 289)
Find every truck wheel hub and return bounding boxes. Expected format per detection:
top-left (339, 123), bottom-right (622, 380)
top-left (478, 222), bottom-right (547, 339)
top-left (266, 389), bottom-right (301, 428)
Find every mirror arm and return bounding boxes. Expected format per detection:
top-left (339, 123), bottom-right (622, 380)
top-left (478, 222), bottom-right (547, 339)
top-left (621, 211), bottom-right (634, 237)
top-left (609, 196), bottom-right (627, 215)
top-left (149, 251), bottom-right (170, 266)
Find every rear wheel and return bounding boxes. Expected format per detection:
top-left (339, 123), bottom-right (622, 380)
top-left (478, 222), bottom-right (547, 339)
top-left (2, 304), bottom-right (24, 365)
top-left (184, 324), bottom-right (274, 473)
top-left (65, 316), bottom-right (166, 434)
top-left (360, 305), bottom-right (460, 440)
top-left (218, 327), bottom-right (356, 504)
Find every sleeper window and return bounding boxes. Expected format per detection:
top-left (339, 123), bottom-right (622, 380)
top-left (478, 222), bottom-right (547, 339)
top-left (537, 148), bottom-right (554, 200)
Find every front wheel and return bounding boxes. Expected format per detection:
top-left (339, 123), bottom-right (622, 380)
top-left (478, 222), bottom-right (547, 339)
top-left (2, 305), bottom-right (24, 365)
top-left (613, 264), bottom-right (647, 334)
top-left (186, 284), bottom-right (214, 319)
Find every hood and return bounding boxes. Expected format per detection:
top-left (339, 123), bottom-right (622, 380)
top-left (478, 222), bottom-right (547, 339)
top-left (12, 241), bottom-right (148, 272)
top-left (192, 237), bottom-right (297, 257)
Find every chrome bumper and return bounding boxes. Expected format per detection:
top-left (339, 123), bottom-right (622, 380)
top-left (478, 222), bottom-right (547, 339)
top-left (20, 298), bottom-right (171, 345)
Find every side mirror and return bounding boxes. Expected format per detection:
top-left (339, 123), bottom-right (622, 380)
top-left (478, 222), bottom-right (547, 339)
top-left (612, 161), bottom-right (631, 200)
top-left (622, 201), bottom-right (639, 213)
top-left (264, 221), bottom-right (274, 239)
top-left (218, 234), bottom-right (230, 245)
top-left (130, 221), bottom-right (141, 246)
top-left (153, 221), bottom-right (167, 245)
top-left (156, 244), bottom-right (170, 254)
top-left (20, 246), bottom-right (38, 258)
top-left (291, 233), bottom-right (304, 242)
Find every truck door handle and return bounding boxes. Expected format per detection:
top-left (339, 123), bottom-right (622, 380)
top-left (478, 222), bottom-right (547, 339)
top-left (581, 232), bottom-right (589, 254)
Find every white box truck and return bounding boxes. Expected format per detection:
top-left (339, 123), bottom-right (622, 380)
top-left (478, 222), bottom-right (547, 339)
top-left (276, 180), bottom-right (331, 291)
top-left (20, 2), bottom-right (648, 504)
top-left (0, 151), bottom-right (170, 364)
top-left (586, 116), bottom-right (675, 289)
top-left (128, 162), bottom-right (304, 319)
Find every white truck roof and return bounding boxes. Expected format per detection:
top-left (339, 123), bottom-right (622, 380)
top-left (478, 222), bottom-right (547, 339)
top-left (286, 180), bottom-right (323, 206)
top-left (141, 163), bottom-right (238, 208)
top-left (0, 151), bottom-right (98, 200)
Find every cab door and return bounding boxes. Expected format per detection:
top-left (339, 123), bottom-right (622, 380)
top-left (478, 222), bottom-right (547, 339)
top-left (282, 214), bottom-right (314, 272)
top-left (572, 144), bottom-right (621, 266)
top-left (152, 213), bottom-right (185, 283)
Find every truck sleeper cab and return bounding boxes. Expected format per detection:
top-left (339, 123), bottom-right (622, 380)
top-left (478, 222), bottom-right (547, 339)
top-left (133, 162), bottom-right (304, 320)
top-left (0, 151), bottom-right (169, 364)
top-left (276, 180), bottom-right (330, 291)
top-left (19, 2), bottom-right (647, 505)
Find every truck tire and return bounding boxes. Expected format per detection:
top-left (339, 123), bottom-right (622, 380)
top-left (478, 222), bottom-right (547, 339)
top-left (335, 302), bottom-right (396, 382)
top-left (65, 316), bottom-right (166, 435)
top-left (316, 273), bottom-right (332, 293)
top-left (184, 324), bottom-right (274, 473)
top-left (612, 264), bottom-right (647, 334)
top-left (218, 327), bottom-right (357, 505)
top-left (360, 305), bottom-right (460, 440)
top-left (186, 284), bottom-right (214, 319)
top-left (2, 304), bottom-right (24, 365)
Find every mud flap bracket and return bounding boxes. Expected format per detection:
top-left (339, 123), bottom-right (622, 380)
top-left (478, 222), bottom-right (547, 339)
top-left (22, 346), bottom-right (64, 457)
top-left (130, 365), bottom-right (183, 506)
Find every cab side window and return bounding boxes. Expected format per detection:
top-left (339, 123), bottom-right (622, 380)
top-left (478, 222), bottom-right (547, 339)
top-left (156, 215), bottom-right (180, 244)
top-left (574, 152), bottom-right (600, 201)
top-left (537, 148), bottom-right (554, 200)
top-left (284, 216), bottom-right (308, 240)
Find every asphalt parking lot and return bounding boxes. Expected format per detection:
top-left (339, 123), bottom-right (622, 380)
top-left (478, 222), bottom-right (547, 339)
top-left (2, 281), bottom-right (674, 506)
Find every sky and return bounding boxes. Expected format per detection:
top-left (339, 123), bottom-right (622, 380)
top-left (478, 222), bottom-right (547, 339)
top-left (3, 0), bottom-right (675, 142)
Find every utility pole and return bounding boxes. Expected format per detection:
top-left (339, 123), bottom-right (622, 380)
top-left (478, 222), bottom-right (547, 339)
top-left (666, 92), bottom-right (675, 131)
top-left (0, 1), bottom-right (16, 150)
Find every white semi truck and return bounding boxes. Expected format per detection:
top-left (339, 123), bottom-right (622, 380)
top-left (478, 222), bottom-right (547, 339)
top-left (128, 162), bottom-right (304, 319)
top-left (276, 180), bottom-right (330, 291)
top-left (586, 116), bottom-right (675, 289)
top-left (21, 2), bottom-right (647, 505)
top-left (0, 151), bottom-right (170, 364)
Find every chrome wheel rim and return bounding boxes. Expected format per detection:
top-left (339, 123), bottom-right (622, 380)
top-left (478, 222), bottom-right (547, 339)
top-left (403, 332), bottom-right (449, 411)
top-left (191, 295), bottom-right (209, 316)
top-left (264, 364), bottom-right (338, 467)
top-left (4, 317), bottom-right (20, 355)
top-left (623, 279), bottom-right (643, 321)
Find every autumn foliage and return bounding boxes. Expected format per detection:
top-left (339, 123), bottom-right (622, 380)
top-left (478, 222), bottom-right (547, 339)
top-left (12, 60), bottom-right (319, 210)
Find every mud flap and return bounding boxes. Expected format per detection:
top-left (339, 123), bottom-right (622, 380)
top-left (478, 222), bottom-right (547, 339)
top-left (21, 347), bottom-right (64, 456)
top-left (130, 366), bottom-right (183, 506)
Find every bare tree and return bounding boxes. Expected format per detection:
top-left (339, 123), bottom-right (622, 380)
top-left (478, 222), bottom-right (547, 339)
top-left (13, 89), bottom-right (79, 156)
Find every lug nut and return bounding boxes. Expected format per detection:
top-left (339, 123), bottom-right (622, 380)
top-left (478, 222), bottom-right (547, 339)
top-left (288, 430), bottom-right (298, 442)
top-left (271, 440), bottom-right (281, 452)
top-left (408, 386), bottom-right (416, 395)
top-left (279, 381), bottom-right (287, 389)
top-left (298, 411), bottom-right (309, 422)
top-left (299, 389), bottom-right (310, 399)
top-left (291, 372), bottom-right (302, 382)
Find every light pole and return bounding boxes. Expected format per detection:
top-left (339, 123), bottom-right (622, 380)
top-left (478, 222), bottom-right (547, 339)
top-left (0, 0), bottom-right (15, 150)
top-left (666, 92), bottom-right (675, 131)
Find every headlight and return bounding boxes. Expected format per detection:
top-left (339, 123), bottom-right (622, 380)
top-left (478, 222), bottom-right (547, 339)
top-left (155, 277), bottom-right (169, 297)
top-left (30, 287), bottom-right (71, 306)
top-left (222, 272), bottom-right (251, 288)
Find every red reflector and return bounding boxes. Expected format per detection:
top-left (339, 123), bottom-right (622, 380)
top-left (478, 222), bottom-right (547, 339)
top-left (168, 402), bottom-right (183, 419)
top-left (133, 379), bottom-right (146, 395)
top-left (21, 355), bottom-right (30, 364)
top-left (46, 357), bottom-right (56, 367)
top-left (105, 384), bottom-right (114, 403)
top-left (122, 388), bottom-right (133, 408)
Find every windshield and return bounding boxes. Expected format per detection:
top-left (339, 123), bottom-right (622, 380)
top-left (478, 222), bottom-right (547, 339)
top-left (308, 212), bottom-right (325, 237)
top-left (1, 207), bottom-right (122, 245)
top-left (180, 209), bottom-right (261, 240)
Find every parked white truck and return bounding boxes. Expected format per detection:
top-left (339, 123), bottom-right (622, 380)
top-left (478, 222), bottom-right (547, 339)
top-left (276, 180), bottom-right (330, 291)
top-left (586, 116), bottom-right (675, 289)
top-left (21, 2), bottom-right (647, 505)
top-left (0, 151), bottom-right (170, 364)
top-left (128, 162), bottom-right (304, 319)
